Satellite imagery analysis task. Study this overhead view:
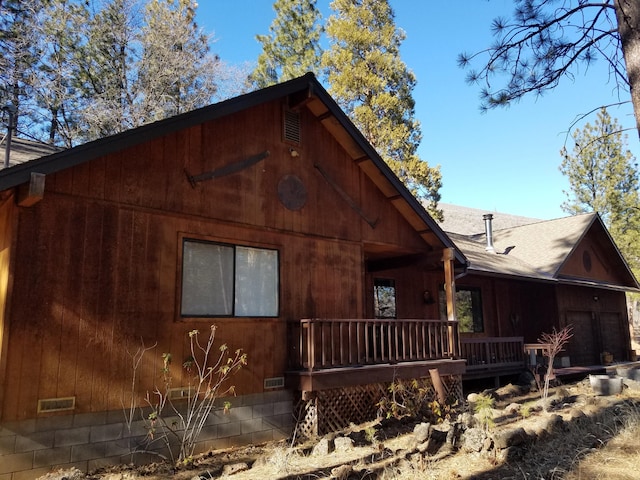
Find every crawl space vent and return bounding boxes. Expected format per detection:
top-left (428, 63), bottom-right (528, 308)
top-left (168, 387), bottom-right (195, 400)
top-left (37, 396), bottom-right (76, 413)
top-left (264, 376), bottom-right (285, 389)
top-left (283, 110), bottom-right (301, 145)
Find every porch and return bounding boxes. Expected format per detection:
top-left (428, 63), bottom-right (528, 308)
top-left (286, 318), bottom-right (467, 392)
top-left (461, 336), bottom-right (527, 379)
top-left (285, 320), bottom-right (529, 389)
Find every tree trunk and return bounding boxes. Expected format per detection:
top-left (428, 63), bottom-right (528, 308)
top-left (615, 0), bottom-right (640, 139)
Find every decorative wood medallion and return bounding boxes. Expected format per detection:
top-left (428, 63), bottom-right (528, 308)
top-left (278, 174), bottom-right (307, 211)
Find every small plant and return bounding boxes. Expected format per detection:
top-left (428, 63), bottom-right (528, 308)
top-left (428, 398), bottom-right (459, 424)
top-left (520, 401), bottom-right (534, 419)
top-left (377, 378), bottom-right (432, 420)
top-left (364, 425), bottom-right (377, 444)
top-left (473, 393), bottom-right (495, 431)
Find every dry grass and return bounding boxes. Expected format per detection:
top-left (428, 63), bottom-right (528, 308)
top-left (563, 401), bottom-right (640, 480)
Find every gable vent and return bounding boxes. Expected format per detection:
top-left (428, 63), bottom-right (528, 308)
top-left (264, 376), bottom-right (285, 389)
top-left (283, 110), bottom-right (301, 145)
top-left (38, 396), bottom-right (76, 413)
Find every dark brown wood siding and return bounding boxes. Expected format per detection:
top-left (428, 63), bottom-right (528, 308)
top-left (556, 284), bottom-right (630, 365)
top-left (1, 97), bottom-right (436, 421)
top-left (456, 275), bottom-right (558, 343)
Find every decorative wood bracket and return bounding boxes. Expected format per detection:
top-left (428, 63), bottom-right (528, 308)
top-left (17, 172), bottom-right (45, 207)
top-left (185, 150), bottom-right (270, 188)
top-left (314, 163), bottom-right (378, 229)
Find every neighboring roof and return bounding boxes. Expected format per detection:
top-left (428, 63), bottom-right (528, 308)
top-left (0, 137), bottom-right (63, 167)
top-left (443, 205), bottom-right (639, 292)
top-left (439, 203), bottom-right (540, 235)
top-left (0, 73), bottom-right (466, 266)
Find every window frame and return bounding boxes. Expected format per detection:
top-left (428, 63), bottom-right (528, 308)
top-left (373, 278), bottom-right (397, 319)
top-left (180, 237), bottom-right (280, 319)
top-left (439, 284), bottom-right (484, 333)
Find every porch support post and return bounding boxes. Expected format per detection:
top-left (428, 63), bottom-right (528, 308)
top-left (442, 248), bottom-right (459, 358)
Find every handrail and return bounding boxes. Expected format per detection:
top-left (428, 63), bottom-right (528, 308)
top-left (461, 336), bottom-right (525, 371)
top-left (291, 318), bottom-right (460, 371)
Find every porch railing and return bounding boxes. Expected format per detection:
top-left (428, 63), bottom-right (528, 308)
top-left (291, 318), bottom-right (460, 371)
top-left (461, 336), bottom-right (525, 372)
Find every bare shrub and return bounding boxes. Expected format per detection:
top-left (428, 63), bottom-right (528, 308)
top-left (126, 325), bottom-right (246, 464)
top-left (538, 325), bottom-right (574, 404)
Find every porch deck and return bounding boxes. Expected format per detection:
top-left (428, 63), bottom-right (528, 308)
top-left (286, 318), bottom-right (466, 392)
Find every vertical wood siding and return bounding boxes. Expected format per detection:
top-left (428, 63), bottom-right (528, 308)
top-left (1, 98), bottom-right (431, 420)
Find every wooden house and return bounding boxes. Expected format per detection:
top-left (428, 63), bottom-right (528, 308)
top-left (0, 74), bottom-right (469, 477)
top-left (439, 204), bottom-right (640, 382)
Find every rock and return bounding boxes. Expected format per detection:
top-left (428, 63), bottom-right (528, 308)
top-left (461, 427), bottom-right (486, 452)
top-left (505, 402), bottom-right (521, 414)
top-left (36, 468), bottom-right (86, 480)
top-left (221, 462), bottom-right (249, 476)
top-left (330, 465), bottom-right (352, 479)
top-left (312, 437), bottom-right (333, 456)
top-left (495, 383), bottom-right (522, 398)
top-left (413, 422), bottom-right (431, 442)
top-left (334, 436), bottom-right (354, 452)
top-left (542, 414), bottom-right (564, 433)
top-left (492, 427), bottom-right (529, 450)
top-left (460, 412), bottom-right (476, 428)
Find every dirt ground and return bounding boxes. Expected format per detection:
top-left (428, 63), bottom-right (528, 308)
top-left (40, 376), bottom-right (640, 480)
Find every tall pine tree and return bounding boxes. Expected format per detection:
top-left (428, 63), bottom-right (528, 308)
top-left (560, 107), bottom-right (640, 273)
top-left (0, 0), bottom-right (45, 139)
top-left (321, 0), bottom-right (442, 218)
top-left (136, 0), bottom-right (220, 122)
top-left (75, 0), bottom-right (138, 140)
top-left (251, 0), bottom-right (323, 88)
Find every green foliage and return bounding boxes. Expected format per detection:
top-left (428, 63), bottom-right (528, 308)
top-left (458, 1), bottom-right (628, 114)
top-left (1, 0), bottom-right (239, 146)
top-left (377, 379), bottom-right (457, 423)
top-left (560, 108), bottom-right (640, 276)
top-left (322, 0), bottom-right (442, 219)
top-left (428, 398), bottom-right (458, 424)
top-left (251, 0), bottom-right (323, 88)
top-left (473, 393), bottom-right (495, 431)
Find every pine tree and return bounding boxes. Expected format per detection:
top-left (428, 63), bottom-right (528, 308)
top-left (75, 0), bottom-right (138, 140)
top-left (0, 0), bottom-right (45, 138)
top-left (251, 0), bottom-right (323, 88)
top-left (136, 0), bottom-right (220, 122)
top-left (459, 0), bottom-right (640, 138)
top-left (31, 0), bottom-right (90, 146)
top-left (321, 0), bottom-right (442, 218)
top-left (560, 107), bottom-right (640, 272)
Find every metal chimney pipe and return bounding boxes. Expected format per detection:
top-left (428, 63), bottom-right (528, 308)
top-left (3, 104), bottom-right (17, 169)
top-left (483, 213), bottom-right (495, 252)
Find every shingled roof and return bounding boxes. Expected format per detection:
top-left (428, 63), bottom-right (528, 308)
top-left (440, 204), bottom-right (639, 291)
top-left (0, 137), bottom-right (62, 167)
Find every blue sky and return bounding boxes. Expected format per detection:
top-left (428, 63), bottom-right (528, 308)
top-left (196, 0), bottom-right (639, 220)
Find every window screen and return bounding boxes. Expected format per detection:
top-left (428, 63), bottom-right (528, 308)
top-left (181, 240), bottom-right (278, 317)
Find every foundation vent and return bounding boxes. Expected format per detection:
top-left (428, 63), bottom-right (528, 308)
top-left (283, 110), bottom-right (301, 145)
top-left (37, 396), bottom-right (76, 413)
top-left (264, 376), bottom-right (285, 389)
top-left (168, 387), bottom-right (195, 400)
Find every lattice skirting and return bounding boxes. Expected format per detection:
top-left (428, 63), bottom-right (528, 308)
top-left (294, 374), bottom-right (463, 438)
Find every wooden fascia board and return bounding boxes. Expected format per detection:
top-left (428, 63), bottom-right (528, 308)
top-left (0, 74), bottom-right (320, 192)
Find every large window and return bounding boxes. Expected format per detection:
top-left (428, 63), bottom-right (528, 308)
top-left (181, 239), bottom-right (279, 317)
top-left (439, 286), bottom-right (484, 333)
